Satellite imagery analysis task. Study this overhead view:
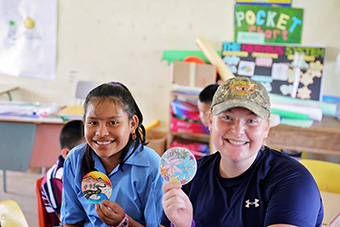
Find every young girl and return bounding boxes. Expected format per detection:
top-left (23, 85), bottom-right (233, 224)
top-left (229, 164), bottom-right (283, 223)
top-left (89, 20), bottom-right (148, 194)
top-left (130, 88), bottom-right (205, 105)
top-left (61, 82), bottom-right (165, 227)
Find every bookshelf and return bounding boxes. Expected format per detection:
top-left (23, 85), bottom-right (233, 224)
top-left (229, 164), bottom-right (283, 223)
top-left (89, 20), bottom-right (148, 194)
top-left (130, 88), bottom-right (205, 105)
top-left (167, 90), bottom-right (211, 158)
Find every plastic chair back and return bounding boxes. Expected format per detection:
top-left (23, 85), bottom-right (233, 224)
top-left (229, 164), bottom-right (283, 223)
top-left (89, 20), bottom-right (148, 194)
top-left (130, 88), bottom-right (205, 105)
top-left (300, 159), bottom-right (340, 194)
top-left (74, 81), bottom-right (100, 105)
top-left (0, 200), bottom-right (29, 227)
top-left (35, 176), bottom-right (54, 227)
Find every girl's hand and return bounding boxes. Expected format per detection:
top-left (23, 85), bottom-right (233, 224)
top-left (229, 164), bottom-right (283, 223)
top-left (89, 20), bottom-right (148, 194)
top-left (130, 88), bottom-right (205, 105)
top-left (95, 199), bottom-right (125, 226)
top-left (162, 182), bottom-right (193, 227)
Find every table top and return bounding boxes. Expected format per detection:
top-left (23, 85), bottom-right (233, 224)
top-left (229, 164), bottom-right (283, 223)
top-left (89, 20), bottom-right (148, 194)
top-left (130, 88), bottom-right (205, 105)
top-left (274, 116), bottom-right (340, 131)
top-left (0, 100), bottom-right (65, 124)
top-left (266, 116), bottom-right (340, 156)
top-left (320, 191), bottom-right (340, 226)
top-left (311, 116), bottom-right (340, 130)
top-left (0, 115), bottom-right (65, 124)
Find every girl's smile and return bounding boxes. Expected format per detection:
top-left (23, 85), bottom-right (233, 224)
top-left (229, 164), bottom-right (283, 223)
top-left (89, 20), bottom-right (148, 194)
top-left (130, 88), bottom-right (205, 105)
top-left (84, 98), bottom-right (137, 160)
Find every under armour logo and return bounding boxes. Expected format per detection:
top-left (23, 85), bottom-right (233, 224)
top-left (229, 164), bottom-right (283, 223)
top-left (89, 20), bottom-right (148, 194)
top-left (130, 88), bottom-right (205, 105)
top-left (245, 199), bottom-right (260, 208)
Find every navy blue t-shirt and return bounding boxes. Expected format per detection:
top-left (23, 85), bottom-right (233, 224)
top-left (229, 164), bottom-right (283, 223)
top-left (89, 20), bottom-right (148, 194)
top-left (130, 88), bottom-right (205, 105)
top-left (161, 146), bottom-right (323, 227)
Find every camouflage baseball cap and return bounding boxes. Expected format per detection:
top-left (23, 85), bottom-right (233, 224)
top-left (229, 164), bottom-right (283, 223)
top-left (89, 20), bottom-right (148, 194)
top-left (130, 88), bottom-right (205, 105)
top-left (211, 77), bottom-right (270, 119)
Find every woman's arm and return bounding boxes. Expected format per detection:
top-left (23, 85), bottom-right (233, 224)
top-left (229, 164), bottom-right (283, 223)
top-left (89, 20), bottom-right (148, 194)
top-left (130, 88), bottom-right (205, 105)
top-left (96, 200), bottom-right (145, 227)
top-left (162, 182), bottom-right (193, 227)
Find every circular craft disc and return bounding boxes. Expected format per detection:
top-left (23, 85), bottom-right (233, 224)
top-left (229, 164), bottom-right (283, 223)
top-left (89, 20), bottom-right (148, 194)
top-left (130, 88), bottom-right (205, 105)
top-left (159, 147), bottom-right (197, 185)
top-left (81, 171), bottom-right (112, 204)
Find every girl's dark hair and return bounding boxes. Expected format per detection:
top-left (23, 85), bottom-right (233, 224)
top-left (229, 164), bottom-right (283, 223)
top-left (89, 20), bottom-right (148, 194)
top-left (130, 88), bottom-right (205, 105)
top-left (81, 82), bottom-right (147, 175)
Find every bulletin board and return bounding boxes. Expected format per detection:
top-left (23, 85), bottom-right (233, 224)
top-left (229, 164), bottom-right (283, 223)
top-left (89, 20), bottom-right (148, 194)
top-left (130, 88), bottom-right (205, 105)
top-left (222, 42), bottom-right (326, 101)
top-left (235, 0), bottom-right (292, 7)
top-left (234, 4), bottom-right (304, 44)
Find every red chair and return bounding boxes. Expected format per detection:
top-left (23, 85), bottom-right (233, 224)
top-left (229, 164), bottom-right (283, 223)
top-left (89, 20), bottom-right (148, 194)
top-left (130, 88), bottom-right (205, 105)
top-left (35, 176), bottom-right (54, 227)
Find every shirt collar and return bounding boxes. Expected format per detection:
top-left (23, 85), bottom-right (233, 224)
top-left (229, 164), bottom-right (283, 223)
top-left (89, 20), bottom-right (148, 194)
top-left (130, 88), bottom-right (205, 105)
top-left (91, 143), bottom-right (151, 172)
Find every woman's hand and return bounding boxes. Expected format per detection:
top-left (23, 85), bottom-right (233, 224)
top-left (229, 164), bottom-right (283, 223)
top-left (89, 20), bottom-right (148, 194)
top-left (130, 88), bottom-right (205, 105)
top-left (95, 199), bottom-right (125, 226)
top-left (162, 182), bottom-right (193, 227)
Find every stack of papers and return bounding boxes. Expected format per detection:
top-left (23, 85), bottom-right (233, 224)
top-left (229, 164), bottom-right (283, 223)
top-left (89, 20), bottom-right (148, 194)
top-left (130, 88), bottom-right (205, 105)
top-left (268, 93), bottom-right (340, 128)
top-left (0, 101), bottom-right (63, 122)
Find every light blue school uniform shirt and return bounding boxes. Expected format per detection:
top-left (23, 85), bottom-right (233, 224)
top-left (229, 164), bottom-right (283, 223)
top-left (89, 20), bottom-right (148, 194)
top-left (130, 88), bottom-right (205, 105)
top-left (61, 143), bottom-right (165, 227)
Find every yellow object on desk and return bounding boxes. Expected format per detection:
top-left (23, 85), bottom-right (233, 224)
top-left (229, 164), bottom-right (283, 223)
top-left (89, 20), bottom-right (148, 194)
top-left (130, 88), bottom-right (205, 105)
top-left (58, 105), bottom-right (84, 120)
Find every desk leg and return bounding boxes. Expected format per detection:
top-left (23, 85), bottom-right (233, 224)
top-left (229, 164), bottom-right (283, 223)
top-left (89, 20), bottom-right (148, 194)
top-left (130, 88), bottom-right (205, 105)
top-left (2, 169), bottom-right (6, 193)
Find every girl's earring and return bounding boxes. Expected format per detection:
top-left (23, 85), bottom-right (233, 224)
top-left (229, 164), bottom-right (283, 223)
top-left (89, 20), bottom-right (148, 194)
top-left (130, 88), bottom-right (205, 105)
top-left (131, 133), bottom-right (136, 140)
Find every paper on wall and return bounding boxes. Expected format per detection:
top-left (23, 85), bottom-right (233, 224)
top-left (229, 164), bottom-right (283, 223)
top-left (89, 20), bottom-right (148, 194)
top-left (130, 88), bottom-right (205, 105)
top-left (0, 0), bottom-right (57, 80)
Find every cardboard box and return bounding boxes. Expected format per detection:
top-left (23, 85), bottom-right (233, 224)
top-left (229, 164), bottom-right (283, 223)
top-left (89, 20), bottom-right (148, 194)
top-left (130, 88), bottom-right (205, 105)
top-left (146, 129), bottom-right (167, 156)
top-left (321, 191), bottom-right (340, 227)
top-left (170, 61), bottom-right (217, 88)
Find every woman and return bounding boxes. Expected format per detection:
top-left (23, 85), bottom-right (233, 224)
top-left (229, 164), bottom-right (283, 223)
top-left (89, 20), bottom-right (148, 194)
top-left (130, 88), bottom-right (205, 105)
top-left (161, 77), bottom-right (323, 227)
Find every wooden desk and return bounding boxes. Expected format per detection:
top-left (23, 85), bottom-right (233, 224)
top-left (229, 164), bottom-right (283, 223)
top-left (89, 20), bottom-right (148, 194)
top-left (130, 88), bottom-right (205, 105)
top-left (0, 117), bottom-right (65, 192)
top-left (321, 191), bottom-right (340, 226)
top-left (266, 116), bottom-right (340, 156)
top-left (0, 85), bottom-right (19, 101)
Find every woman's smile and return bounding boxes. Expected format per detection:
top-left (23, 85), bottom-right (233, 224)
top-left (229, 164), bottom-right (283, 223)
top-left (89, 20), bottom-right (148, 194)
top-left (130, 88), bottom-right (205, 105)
top-left (226, 138), bottom-right (248, 145)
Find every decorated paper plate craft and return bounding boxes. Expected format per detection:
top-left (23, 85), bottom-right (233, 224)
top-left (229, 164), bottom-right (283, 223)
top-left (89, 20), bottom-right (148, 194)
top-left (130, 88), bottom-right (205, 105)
top-left (81, 171), bottom-right (112, 204)
top-left (159, 147), bottom-right (197, 185)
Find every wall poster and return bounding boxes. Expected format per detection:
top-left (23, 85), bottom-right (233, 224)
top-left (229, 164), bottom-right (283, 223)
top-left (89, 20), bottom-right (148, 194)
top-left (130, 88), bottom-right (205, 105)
top-left (234, 4), bottom-right (304, 44)
top-left (0, 0), bottom-right (57, 80)
top-left (222, 42), bottom-right (326, 101)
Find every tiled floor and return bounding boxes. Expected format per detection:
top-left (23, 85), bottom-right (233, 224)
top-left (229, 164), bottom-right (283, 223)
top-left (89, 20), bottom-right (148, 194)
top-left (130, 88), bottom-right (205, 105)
top-left (0, 169), bottom-right (41, 227)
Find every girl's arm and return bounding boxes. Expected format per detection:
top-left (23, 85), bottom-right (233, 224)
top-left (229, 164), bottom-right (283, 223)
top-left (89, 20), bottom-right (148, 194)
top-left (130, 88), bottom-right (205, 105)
top-left (62, 220), bottom-right (85, 227)
top-left (127, 215), bottom-right (144, 227)
top-left (162, 182), bottom-right (193, 227)
top-left (96, 200), bottom-right (145, 227)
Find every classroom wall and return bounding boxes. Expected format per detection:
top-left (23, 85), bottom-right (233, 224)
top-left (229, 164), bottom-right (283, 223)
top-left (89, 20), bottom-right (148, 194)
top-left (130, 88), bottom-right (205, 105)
top-left (1, 0), bottom-right (339, 131)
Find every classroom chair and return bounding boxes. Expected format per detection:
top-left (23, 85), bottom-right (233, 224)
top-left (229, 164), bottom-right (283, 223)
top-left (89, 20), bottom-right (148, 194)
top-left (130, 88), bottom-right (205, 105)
top-left (0, 200), bottom-right (29, 227)
top-left (300, 159), bottom-right (340, 194)
top-left (35, 176), bottom-right (54, 227)
top-left (75, 80), bottom-right (100, 105)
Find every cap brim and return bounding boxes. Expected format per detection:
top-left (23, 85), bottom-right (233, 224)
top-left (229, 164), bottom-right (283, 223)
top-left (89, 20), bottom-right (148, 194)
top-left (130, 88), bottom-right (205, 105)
top-left (212, 99), bottom-right (269, 119)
